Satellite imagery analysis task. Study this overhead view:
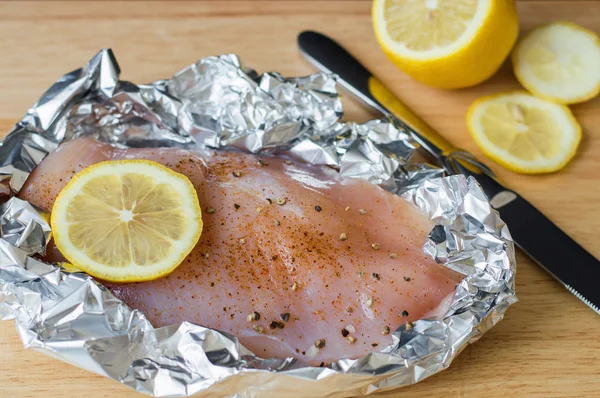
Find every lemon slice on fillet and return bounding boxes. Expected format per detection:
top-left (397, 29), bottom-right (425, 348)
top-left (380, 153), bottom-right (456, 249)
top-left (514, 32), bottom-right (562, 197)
top-left (51, 160), bottom-right (202, 282)
top-left (467, 92), bottom-right (581, 174)
top-left (372, 0), bottom-right (518, 89)
top-left (513, 22), bottom-right (600, 104)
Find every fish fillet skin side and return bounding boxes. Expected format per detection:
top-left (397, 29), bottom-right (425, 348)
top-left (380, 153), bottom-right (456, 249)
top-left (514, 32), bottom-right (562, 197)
top-left (20, 138), bottom-right (461, 365)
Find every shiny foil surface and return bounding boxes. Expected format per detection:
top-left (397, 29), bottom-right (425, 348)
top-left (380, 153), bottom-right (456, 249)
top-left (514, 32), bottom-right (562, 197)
top-left (0, 50), bottom-right (517, 397)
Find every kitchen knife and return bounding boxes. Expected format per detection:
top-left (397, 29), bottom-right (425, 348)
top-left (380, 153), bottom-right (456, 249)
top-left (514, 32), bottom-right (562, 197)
top-left (298, 30), bottom-right (600, 314)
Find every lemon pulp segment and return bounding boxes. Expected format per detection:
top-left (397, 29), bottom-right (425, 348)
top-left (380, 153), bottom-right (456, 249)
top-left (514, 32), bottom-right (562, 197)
top-left (382, 0), bottom-right (481, 55)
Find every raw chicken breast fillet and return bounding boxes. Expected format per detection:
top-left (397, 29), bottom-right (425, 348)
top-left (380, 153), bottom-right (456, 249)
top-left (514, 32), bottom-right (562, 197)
top-left (20, 138), bottom-right (461, 365)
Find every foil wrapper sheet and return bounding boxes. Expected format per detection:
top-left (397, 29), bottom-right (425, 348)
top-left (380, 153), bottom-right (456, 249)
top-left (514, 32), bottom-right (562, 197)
top-left (0, 50), bottom-right (517, 397)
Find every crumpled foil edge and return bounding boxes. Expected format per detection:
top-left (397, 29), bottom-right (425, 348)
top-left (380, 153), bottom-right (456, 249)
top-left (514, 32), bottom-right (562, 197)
top-left (0, 49), bottom-right (517, 398)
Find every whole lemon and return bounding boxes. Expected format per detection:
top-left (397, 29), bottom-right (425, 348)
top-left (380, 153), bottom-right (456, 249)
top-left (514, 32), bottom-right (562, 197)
top-left (373, 0), bottom-right (519, 89)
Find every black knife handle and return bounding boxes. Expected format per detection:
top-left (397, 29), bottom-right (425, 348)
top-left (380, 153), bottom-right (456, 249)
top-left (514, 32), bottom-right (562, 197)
top-left (298, 31), bottom-right (453, 158)
top-left (298, 31), bottom-right (383, 110)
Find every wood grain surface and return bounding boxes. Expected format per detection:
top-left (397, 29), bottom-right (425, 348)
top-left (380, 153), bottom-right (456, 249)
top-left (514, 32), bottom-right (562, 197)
top-left (1, 1), bottom-right (599, 397)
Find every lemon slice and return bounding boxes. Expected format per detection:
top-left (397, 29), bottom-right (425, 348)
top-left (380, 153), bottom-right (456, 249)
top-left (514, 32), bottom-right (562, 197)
top-left (513, 22), bottom-right (600, 104)
top-left (51, 160), bottom-right (202, 282)
top-left (467, 92), bottom-right (581, 174)
top-left (372, 0), bottom-right (518, 89)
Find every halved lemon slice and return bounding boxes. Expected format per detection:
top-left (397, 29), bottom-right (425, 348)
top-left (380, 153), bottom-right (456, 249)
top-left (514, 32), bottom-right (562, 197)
top-left (467, 92), bottom-right (581, 174)
top-left (512, 22), bottom-right (600, 104)
top-left (372, 0), bottom-right (518, 88)
top-left (51, 160), bottom-right (202, 282)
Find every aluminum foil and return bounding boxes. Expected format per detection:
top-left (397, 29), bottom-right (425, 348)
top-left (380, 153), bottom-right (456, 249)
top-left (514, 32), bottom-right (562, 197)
top-left (0, 50), bottom-right (517, 397)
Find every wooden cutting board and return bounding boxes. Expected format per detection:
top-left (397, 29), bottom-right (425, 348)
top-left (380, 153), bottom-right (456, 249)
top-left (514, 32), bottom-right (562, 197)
top-left (1, 1), bottom-right (599, 397)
